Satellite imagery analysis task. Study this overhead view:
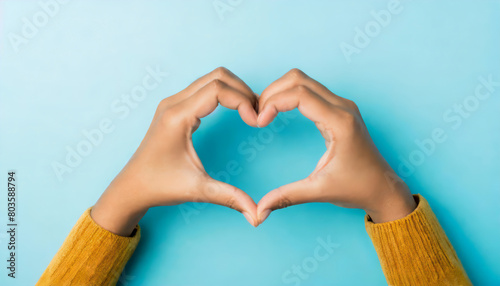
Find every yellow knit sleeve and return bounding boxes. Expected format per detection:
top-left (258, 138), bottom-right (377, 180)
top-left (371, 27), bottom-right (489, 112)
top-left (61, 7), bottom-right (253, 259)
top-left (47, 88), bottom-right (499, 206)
top-left (365, 194), bottom-right (471, 285)
top-left (36, 207), bottom-right (140, 286)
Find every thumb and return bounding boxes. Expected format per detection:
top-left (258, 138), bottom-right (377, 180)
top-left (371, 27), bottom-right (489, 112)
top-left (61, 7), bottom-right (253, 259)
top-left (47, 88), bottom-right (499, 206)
top-left (257, 178), bottom-right (320, 225)
top-left (198, 178), bottom-right (258, 227)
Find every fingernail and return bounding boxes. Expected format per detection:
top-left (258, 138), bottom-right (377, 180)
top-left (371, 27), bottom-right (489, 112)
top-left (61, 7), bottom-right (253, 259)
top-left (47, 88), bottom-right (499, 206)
top-left (257, 107), bottom-right (267, 127)
top-left (256, 114), bottom-right (262, 128)
top-left (242, 212), bottom-right (256, 227)
top-left (254, 112), bottom-right (259, 128)
top-left (259, 209), bottom-right (271, 225)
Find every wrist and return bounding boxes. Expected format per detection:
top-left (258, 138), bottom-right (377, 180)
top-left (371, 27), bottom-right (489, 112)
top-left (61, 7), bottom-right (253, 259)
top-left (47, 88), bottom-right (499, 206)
top-left (364, 174), bottom-right (417, 223)
top-left (365, 194), bottom-right (416, 223)
top-left (91, 184), bottom-right (149, 236)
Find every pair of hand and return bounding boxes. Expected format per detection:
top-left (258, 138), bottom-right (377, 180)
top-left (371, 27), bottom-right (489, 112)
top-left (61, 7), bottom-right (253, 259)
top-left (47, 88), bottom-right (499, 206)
top-left (91, 67), bottom-right (416, 236)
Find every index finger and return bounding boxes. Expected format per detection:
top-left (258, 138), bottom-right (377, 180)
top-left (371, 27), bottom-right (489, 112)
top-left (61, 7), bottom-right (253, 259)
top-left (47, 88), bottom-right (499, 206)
top-left (168, 67), bottom-right (257, 109)
top-left (257, 85), bottom-right (337, 127)
top-left (177, 79), bottom-right (259, 127)
top-left (259, 69), bottom-right (345, 110)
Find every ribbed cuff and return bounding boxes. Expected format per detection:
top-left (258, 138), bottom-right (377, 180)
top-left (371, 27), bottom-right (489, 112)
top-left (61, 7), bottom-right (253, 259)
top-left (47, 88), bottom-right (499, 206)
top-left (365, 194), bottom-right (471, 286)
top-left (37, 208), bottom-right (140, 286)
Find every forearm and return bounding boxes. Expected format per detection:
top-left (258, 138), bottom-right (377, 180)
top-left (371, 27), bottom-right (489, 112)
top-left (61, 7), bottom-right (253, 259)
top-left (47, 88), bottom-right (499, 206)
top-left (366, 195), bottom-right (471, 285)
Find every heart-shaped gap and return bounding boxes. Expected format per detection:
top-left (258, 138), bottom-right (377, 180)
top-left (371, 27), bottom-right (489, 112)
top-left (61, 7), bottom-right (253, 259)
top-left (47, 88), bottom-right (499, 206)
top-left (193, 107), bottom-right (325, 208)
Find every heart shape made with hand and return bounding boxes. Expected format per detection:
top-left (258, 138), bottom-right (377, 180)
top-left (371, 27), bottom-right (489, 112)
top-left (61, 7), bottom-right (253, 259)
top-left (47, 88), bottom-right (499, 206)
top-left (182, 67), bottom-right (413, 226)
top-left (97, 67), bottom-right (415, 235)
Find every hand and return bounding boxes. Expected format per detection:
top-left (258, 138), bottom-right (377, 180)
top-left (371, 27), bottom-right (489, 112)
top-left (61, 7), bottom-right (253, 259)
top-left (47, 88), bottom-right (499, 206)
top-left (91, 67), bottom-right (260, 236)
top-left (256, 69), bottom-right (417, 224)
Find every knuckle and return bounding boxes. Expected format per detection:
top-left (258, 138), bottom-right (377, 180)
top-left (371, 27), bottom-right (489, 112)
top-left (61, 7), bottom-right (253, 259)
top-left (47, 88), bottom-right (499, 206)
top-left (295, 84), bottom-right (311, 95)
top-left (213, 66), bottom-right (230, 79)
top-left (278, 197), bottom-right (292, 209)
top-left (158, 110), bottom-right (172, 126)
top-left (288, 68), bottom-right (307, 82)
top-left (338, 109), bottom-right (359, 128)
top-left (225, 196), bottom-right (236, 210)
top-left (209, 79), bottom-right (225, 92)
top-left (344, 99), bottom-right (358, 110)
top-left (277, 189), bottom-right (292, 209)
top-left (158, 97), bottom-right (173, 110)
top-left (289, 68), bottom-right (305, 77)
top-left (159, 105), bottom-right (183, 127)
top-left (223, 186), bottom-right (238, 209)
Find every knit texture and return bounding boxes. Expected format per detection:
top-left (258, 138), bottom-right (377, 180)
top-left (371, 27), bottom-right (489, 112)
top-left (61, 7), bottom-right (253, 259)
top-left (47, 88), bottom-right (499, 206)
top-left (36, 208), bottom-right (140, 286)
top-left (365, 194), bottom-right (471, 285)
top-left (37, 195), bottom-right (471, 285)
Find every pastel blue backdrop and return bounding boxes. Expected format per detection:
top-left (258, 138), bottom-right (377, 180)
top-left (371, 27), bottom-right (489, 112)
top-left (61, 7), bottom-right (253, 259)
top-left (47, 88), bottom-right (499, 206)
top-left (1, 0), bottom-right (499, 285)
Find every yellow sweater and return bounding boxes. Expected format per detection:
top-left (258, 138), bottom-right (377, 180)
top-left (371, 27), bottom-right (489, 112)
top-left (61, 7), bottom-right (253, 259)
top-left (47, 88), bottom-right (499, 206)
top-left (36, 195), bottom-right (471, 285)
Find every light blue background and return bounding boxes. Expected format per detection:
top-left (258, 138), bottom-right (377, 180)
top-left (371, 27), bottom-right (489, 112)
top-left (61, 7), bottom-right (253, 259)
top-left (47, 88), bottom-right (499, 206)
top-left (1, 0), bottom-right (499, 285)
